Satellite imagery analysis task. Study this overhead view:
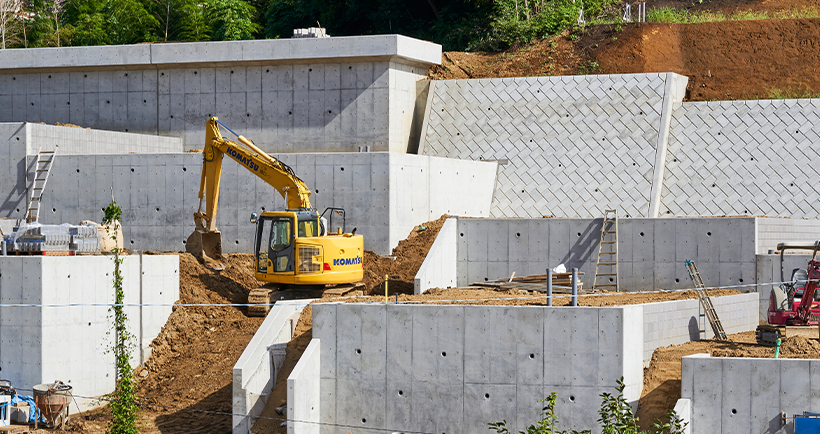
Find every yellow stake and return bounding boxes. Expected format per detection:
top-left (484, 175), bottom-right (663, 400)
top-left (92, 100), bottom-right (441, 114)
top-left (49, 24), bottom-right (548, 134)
top-left (385, 274), bottom-right (389, 303)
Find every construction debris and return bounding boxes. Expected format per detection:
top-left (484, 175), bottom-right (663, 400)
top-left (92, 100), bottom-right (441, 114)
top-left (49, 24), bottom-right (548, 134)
top-left (3, 223), bottom-right (101, 254)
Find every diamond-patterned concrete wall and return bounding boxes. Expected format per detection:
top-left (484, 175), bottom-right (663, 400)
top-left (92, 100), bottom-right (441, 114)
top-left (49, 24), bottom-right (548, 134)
top-left (420, 73), bottom-right (687, 218)
top-left (662, 99), bottom-right (820, 218)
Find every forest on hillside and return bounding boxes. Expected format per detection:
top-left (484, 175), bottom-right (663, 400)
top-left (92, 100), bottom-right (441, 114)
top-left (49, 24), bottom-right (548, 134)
top-left (0, 0), bottom-right (618, 51)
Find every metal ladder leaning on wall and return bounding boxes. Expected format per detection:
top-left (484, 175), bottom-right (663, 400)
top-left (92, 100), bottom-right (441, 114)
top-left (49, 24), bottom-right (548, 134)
top-left (26, 147), bottom-right (57, 223)
top-left (684, 260), bottom-right (728, 341)
top-left (593, 209), bottom-right (619, 291)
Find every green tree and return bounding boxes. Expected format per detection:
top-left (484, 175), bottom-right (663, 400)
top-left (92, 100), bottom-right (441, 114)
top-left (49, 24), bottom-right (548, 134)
top-left (206, 0), bottom-right (259, 40)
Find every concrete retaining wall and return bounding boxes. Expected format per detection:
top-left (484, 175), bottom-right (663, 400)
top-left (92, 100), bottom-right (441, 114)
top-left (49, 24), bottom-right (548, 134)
top-left (233, 299), bottom-right (312, 434)
top-left (0, 36), bottom-right (440, 152)
top-left (311, 303), bottom-right (644, 434)
top-left (1, 129), bottom-right (497, 254)
top-left (413, 216), bottom-right (457, 294)
top-left (453, 217), bottom-right (759, 291)
top-left (0, 254), bottom-right (178, 412)
top-left (420, 73), bottom-right (688, 219)
top-left (642, 293), bottom-right (758, 361)
top-left (288, 338), bottom-right (320, 434)
top-left (681, 354), bottom-right (820, 434)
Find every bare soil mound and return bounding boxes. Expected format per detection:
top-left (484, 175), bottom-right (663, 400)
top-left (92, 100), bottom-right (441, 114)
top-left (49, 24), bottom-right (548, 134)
top-left (431, 15), bottom-right (820, 101)
top-left (637, 332), bottom-right (820, 430)
top-left (362, 214), bottom-right (449, 294)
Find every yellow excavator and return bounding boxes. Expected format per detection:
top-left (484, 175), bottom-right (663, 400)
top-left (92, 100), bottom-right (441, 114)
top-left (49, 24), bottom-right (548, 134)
top-left (187, 117), bottom-right (364, 315)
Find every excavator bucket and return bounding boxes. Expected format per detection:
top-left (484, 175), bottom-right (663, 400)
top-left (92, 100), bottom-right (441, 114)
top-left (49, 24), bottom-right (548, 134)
top-left (186, 229), bottom-right (225, 270)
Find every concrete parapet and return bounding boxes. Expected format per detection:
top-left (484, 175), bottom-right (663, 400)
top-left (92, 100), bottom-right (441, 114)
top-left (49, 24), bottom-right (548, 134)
top-left (413, 216), bottom-right (457, 294)
top-left (288, 338), bottom-right (320, 434)
top-left (0, 254), bottom-right (178, 413)
top-left (232, 299), bottom-right (312, 434)
top-left (0, 36), bottom-right (440, 152)
top-left (680, 354), bottom-right (820, 434)
top-left (454, 217), bottom-right (762, 291)
top-left (311, 303), bottom-right (644, 434)
top-left (2, 149), bottom-right (496, 255)
top-left (673, 398), bottom-right (692, 434)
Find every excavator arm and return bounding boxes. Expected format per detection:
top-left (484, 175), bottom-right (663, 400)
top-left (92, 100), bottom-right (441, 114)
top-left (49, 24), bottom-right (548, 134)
top-left (187, 117), bottom-right (313, 261)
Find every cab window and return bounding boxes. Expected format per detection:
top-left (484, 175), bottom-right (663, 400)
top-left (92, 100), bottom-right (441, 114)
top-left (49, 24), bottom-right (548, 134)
top-left (298, 220), bottom-right (317, 238)
top-left (270, 219), bottom-right (293, 252)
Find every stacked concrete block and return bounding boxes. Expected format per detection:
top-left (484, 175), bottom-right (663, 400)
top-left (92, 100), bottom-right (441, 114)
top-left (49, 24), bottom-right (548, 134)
top-left (663, 99), bottom-right (820, 218)
top-left (755, 217), bottom-right (820, 254)
top-left (311, 303), bottom-right (643, 434)
top-left (0, 254), bottom-right (178, 413)
top-left (292, 28), bottom-right (329, 38)
top-left (5, 223), bottom-right (101, 253)
top-left (0, 36), bottom-right (440, 152)
top-left (419, 73), bottom-right (688, 219)
top-left (681, 354), bottom-right (820, 434)
top-left (641, 293), bottom-right (758, 361)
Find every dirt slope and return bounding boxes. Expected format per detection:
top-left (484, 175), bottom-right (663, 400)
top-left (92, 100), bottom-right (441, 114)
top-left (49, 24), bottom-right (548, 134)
top-left (636, 331), bottom-right (820, 430)
top-left (432, 12), bottom-right (820, 101)
top-left (63, 253), bottom-right (264, 434)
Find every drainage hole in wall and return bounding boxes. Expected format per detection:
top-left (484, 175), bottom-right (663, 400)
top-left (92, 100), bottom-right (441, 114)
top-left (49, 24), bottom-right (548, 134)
top-left (609, 278), bottom-right (614, 282)
top-left (484, 278), bottom-right (488, 281)
top-left (52, 208), bottom-right (56, 213)
top-left (558, 164), bottom-right (562, 167)
top-left (361, 419), bottom-right (366, 424)
top-left (577, 232), bottom-right (581, 237)
top-left (261, 207), bottom-right (266, 211)
top-left (130, 240), bottom-right (134, 244)
top-left (441, 352), bottom-right (446, 357)
top-left (288, 111), bottom-right (292, 115)
top-left (516, 233), bottom-right (520, 237)
top-left (712, 184), bottom-right (716, 187)
top-left (246, 113), bottom-right (250, 117)
top-left (309, 68), bottom-right (312, 72)
top-left (170, 115), bottom-right (174, 119)
top-left (731, 409), bottom-right (737, 415)
top-left (529, 353), bottom-right (535, 359)
top-left (106, 100), bottom-right (110, 104)
top-left (398, 390), bottom-right (403, 396)
top-left (791, 183), bottom-right (794, 186)
top-left (144, 100), bottom-right (147, 103)
top-left (155, 207), bottom-right (159, 212)
top-left (484, 393), bottom-right (490, 399)
top-left (235, 240), bottom-right (239, 245)
top-left (521, 190), bottom-right (524, 193)
top-left (88, 322), bottom-right (91, 326)
top-left (266, 69), bottom-right (270, 73)
top-left (744, 209), bottom-right (748, 213)
top-left (460, 233), bottom-right (464, 237)
top-left (594, 189), bottom-right (598, 192)
top-left (131, 168), bottom-right (134, 172)
top-left (15, 209), bottom-right (18, 213)
top-left (315, 190), bottom-right (318, 194)
top-left (76, 169), bottom-right (79, 173)
top-left (183, 167), bottom-right (187, 171)
top-left (707, 232), bottom-right (712, 236)
top-left (125, 129), bottom-right (128, 132)
top-left (355, 349), bottom-right (361, 354)
top-left (182, 240), bottom-right (187, 245)
top-left (675, 278), bottom-right (680, 283)
top-left (739, 278), bottom-right (744, 283)
top-left (328, 110), bottom-right (332, 114)
top-left (230, 71), bottom-right (234, 74)
top-left (640, 232), bottom-right (644, 237)
top-left (349, 66), bottom-right (352, 69)
top-left (341, 167), bottom-right (344, 171)
top-left (569, 396), bottom-right (575, 402)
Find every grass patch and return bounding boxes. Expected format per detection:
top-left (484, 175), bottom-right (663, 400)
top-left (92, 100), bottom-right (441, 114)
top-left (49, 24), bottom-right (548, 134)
top-left (764, 88), bottom-right (820, 99)
top-left (645, 6), bottom-right (820, 24)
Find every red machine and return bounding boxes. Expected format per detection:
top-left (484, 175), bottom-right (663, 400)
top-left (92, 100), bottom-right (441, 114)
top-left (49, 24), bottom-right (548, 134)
top-left (757, 242), bottom-right (820, 345)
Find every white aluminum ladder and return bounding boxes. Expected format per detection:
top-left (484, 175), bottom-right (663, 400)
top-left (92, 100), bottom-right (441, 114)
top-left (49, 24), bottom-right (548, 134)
top-left (593, 209), bottom-right (619, 291)
top-left (685, 260), bottom-right (728, 341)
top-left (26, 147), bottom-right (56, 223)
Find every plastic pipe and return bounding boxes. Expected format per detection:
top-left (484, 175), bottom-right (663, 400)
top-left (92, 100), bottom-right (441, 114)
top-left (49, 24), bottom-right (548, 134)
top-left (571, 268), bottom-right (578, 306)
top-left (547, 268), bottom-right (553, 306)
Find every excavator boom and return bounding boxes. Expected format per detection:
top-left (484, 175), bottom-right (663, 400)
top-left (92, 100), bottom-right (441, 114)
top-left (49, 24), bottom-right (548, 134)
top-left (187, 117), bottom-right (313, 262)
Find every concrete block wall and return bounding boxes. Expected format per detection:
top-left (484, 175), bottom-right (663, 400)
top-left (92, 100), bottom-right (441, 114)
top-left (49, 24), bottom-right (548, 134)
top-left (681, 354), bottom-right (820, 434)
top-left (663, 99), bottom-right (820, 218)
top-left (413, 217), bottom-right (457, 294)
top-left (288, 338), bottom-right (320, 434)
top-left (454, 217), bottom-right (759, 291)
top-left (310, 303), bottom-right (644, 434)
top-left (641, 293), bottom-right (758, 361)
top-left (2, 144), bottom-right (496, 254)
top-left (0, 254), bottom-right (178, 412)
top-left (233, 299), bottom-right (312, 434)
top-left (755, 217), bottom-right (820, 254)
top-left (419, 73), bottom-right (689, 219)
top-left (0, 36), bottom-right (440, 152)
top-left (26, 122), bottom-right (182, 154)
